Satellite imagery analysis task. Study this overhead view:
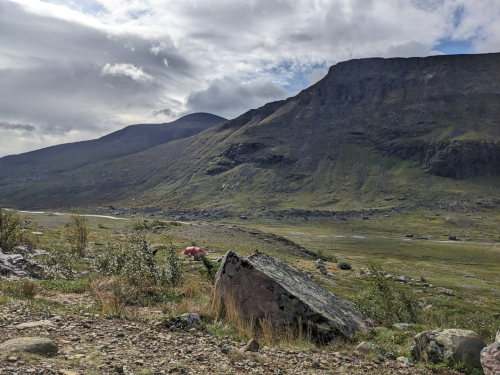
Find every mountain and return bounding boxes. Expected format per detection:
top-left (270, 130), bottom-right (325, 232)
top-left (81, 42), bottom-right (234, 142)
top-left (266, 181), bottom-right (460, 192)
top-left (0, 113), bottom-right (226, 178)
top-left (0, 53), bottom-right (499, 211)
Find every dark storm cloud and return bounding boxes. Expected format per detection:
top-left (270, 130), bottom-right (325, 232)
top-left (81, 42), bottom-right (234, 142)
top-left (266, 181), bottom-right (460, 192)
top-left (0, 122), bottom-right (36, 132)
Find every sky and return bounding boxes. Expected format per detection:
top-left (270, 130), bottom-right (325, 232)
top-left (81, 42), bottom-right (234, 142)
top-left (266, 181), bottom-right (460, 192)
top-left (0, 0), bottom-right (499, 157)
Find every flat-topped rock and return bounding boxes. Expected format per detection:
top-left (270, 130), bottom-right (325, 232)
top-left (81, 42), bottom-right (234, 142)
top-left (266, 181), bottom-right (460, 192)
top-left (0, 337), bottom-right (58, 355)
top-left (16, 320), bottom-right (55, 330)
top-left (213, 251), bottom-right (367, 341)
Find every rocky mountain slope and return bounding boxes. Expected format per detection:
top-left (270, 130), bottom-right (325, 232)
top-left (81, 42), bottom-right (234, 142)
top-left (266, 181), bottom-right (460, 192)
top-left (0, 53), bottom-right (498, 210)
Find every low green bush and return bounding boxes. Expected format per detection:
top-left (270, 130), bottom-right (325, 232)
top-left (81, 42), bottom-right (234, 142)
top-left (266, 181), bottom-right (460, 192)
top-left (353, 263), bottom-right (421, 325)
top-left (337, 261), bottom-right (352, 270)
top-left (0, 209), bottom-right (21, 252)
top-left (92, 231), bottom-right (182, 305)
top-left (198, 254), bottom-right (218, 282)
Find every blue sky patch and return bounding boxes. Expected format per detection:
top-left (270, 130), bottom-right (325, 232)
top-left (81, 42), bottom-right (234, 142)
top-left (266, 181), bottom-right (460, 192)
top-left (434, 39), bottom-right (474, 55)
top-left (41, 0), bottom-right (106, 15)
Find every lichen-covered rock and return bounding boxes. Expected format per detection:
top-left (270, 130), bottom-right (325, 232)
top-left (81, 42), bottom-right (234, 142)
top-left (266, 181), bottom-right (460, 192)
top-left (213, 251), bottom-right (367, 342)
top-left (481, 329), bottom-right (500, 375)
top-left (481, 342), bottom-right (500, 375)
top-left (411, 329), bottom-right (485, 367)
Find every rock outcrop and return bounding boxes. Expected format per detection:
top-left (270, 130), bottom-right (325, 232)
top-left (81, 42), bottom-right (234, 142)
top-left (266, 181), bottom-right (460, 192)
top-left (481, 329), bottom-right (500, 375)
top-left (0, 248), bottom-right (42, 279)
top-left (411, 329), bottom-right (486, 367)
top-left (213, 251), bottom-right (367, 342)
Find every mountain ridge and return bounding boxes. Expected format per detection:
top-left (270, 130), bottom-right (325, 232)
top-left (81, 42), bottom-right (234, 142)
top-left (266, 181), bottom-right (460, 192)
top-left (0, 53), bottom-right (499, 210)
top-left (0, 112), bottom-right (226, 179)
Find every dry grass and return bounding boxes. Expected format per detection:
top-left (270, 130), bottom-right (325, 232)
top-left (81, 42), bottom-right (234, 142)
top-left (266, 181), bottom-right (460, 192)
top-left (0, 279), bottom-right (38, 299)
top-left (88, 277), bottom-right (125, 317)
top-left (211, 287), bottom-right (314, 347)
top-left (181, 277), bottom-right (202, 299)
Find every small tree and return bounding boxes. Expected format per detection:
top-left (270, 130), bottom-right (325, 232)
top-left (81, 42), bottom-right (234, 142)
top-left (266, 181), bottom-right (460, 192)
top-left (68, 214), bottom-right (89, 257)
top-left (353, 263), bottom-right (421, 325)
top-left (164, 241), bottom-right (183, 287)
top-left (0, 208), bottom-right (21, 252)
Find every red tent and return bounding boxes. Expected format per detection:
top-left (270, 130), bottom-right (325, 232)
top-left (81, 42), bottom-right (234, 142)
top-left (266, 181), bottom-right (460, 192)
top-left (182, 246), bottom-right (207, 256)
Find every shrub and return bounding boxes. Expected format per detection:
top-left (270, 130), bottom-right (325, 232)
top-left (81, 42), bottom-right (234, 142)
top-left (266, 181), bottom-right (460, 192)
top-left (92, 231), bottom-right (182, 305)
top-left (0, 209), bottom-right (21, 252)
top-left (198, 254), bottom-right (218, 282)
top-left (353, 263), bottom-right (421, 325)
top-left (337, 261), bottom-right (352, 270)
top-left (163, 241), bottom-right (183, 287)
top-left (67, 214), bottom-right (89, 257)
top-left (133, 219), bottom-right (172, 231)
top-left (20, 231), bottom-right (38, 251)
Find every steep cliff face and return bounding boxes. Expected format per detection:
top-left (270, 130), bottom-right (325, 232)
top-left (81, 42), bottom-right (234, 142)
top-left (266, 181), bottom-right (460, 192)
top-left (425, 140), bottom-right (500, 178)
top-left (212, 53), bottom-right (500, 180)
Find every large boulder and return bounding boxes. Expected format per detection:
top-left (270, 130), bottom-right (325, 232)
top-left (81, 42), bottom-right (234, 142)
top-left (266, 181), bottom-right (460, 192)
top-left (213, 251), bottom-right (367, 341)
top-left (481, 329), bottom-right (500, 375)
top-left (411, 329), bottom-right (486, 367)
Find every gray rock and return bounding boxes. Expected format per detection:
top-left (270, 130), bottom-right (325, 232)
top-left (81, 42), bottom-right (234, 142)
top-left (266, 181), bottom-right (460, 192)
top-left (355, 341), bottom-right (377, 353)
top-left (213, 251), bottom-right (367, 342)
top-left (244, 339), bottom-right (259, 352)
top-left (411, 329), bottom-right (486, 367)
top-left (481, 342), bottom-right (500, 375)
top-left (481, 329), bottom-right (500, 375)
top-left (314, 259), bottom-right (324, 269)
top-left (0, 249), bottom-right (42, 279)
top-left (177, 313), bottom-right (201, 325)
top-left (396, 275), bottom-right (410, 283)
top-left (318, 266), bottom-right (328, 275)
top-left (393, 323), bottom-right (411, 330)
top-left (16, 320), bottom-right (55, 330)
top-left (0, 337), bottom-right (58, 355)
top-left (397, 356), bottom-right (412, 365)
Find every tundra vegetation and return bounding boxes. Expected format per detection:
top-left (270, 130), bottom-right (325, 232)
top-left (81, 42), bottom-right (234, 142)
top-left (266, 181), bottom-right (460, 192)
top-left (0, 208), bottom-right (22, 252)
top-left (0, 209), bottom-right (498, 374)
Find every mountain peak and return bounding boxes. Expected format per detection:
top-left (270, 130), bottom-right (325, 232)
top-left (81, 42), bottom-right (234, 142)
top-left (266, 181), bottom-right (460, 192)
top-left (175, 112), bottom-right (227, 123)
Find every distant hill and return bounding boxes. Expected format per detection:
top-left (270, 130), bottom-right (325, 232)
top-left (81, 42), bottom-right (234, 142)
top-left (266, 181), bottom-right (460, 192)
top-left (0, 113), bottom-right (226, 178)
top-left (0, 53), bottom-right (499, 211)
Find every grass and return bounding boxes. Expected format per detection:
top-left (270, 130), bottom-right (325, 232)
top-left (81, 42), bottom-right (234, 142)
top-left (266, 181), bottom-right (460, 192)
top-left (35, 278), bottom-right (88, 293)
top-left (0, 279), bottom-right (38, 298)
top-left (2, 208), bottom-right (498, 373)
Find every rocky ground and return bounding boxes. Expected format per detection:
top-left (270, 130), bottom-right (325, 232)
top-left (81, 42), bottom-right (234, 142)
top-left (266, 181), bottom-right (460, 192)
top-left (0, 294), bottom-right (463, 375)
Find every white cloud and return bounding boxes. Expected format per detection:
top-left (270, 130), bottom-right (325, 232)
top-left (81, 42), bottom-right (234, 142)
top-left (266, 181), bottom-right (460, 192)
top-left (0, 0), bottom-right (499, 156)
top-left (101, 62), bottom-right (153, 82)
top-left (187, 77), bottom-right (289, 118)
